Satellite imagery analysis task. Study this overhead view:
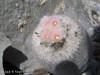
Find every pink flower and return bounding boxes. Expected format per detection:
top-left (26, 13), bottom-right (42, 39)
top-left (41, 30), bottom-right (51, 42)
top-left (40, 16), bottom-right (50, 28)
top-left (50, 17), bottom-right (60, 27)
top-left (51, 30), bottom-right (63, 42)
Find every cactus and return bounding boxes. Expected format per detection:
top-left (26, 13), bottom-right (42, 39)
top-left (31, 15), bottom-right (91, 74)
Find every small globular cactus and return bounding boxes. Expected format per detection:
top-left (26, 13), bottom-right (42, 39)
top-left (32, 15), bottom-right (91, 74)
